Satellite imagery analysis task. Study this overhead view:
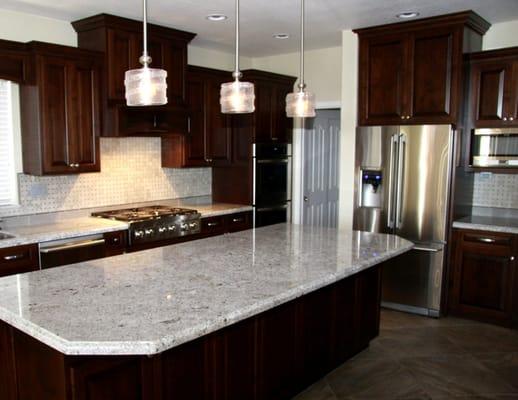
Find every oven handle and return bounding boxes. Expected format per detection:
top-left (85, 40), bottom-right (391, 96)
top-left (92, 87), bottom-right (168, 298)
top-left (256, 205), bottom-right (289, 212)
top-left (40, 238), bottom-right (106, 254)
top-left (256, 159), bottom-right (289, 164)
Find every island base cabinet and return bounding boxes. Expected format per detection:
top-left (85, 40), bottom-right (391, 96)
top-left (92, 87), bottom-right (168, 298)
top-left (0, 264), bottom-right (383, 400)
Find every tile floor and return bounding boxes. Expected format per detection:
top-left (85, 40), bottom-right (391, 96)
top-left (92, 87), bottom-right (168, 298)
top-left (293, 309), bottom-right (518, 400)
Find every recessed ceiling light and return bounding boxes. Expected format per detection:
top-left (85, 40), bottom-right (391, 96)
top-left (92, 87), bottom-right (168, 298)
top-left (273, 33), bottom-right (290, 39)
top-left (397, 12), bottom-right (420, 19)
top-left (206, 14), bottom-right (228, 22)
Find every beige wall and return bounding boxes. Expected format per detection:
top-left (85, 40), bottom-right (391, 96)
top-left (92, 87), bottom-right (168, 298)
top-left (483, 19), bottom-right (518, 50)
top-left (252, 46), bottom-right (342, 106)
top-left (188, 46), bottom-right (252, 71)
top-left (0, 8), bottom-right (77, 46)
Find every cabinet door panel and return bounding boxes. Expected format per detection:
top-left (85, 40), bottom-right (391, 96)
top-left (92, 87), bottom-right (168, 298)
top-left (206, 79), bottom-right (231, 164)
top-left (70, 60), bottom-right (100, 171)
top-left (272, 84), bottom-right (293, 142)
top-left (510, 60), bottom-right (518, 124)
top-left (107, 29), bottom-right (139, 101)
top-left (184, 76), bottom-right (207, 166)
top-left (255, 82), bottom-right (274, 142)
top-left (471, 62), bottom-right (513, 127)
top-left (411, 28), bottom-right (458, 121)
top-left (40, 57), bottom-right (72, 173)
top-left (359, 35), bottom-right (407, 125)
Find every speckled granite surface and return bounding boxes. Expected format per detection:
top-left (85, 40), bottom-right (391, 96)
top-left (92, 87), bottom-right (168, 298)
top-left (452, 215), bottom-right (518, 235)
top-left (0, 202), bottom-right (252, 249)
top-left (0, 224), bottom-right (412, 356)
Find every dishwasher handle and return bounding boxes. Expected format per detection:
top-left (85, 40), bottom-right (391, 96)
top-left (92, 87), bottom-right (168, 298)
top-left (40, 238), bottom-right (106, 254)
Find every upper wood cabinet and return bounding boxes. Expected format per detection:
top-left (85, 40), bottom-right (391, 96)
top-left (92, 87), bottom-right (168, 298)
top-left (355, 11), bottom-right (490, 126)
top-left (241, 70), bottom-right (296, 143)
top-left (466, 47), bottom-right (518, 128)
top-left (161, 66), bottom-right (232, 168)
top-left (20, 42), bottom-right (103, 175)
top-left (72, 14), bottom-right (195, 137)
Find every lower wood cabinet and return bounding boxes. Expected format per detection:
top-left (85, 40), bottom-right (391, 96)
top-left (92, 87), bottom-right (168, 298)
top-left (448, 228), bottom-right (518, 327)
top-left (0, 244), bottom-right (39, 278)
top-left (0, 264), bottom-right (382, 400)
top-left (201, 211), bottom-right (253, 238)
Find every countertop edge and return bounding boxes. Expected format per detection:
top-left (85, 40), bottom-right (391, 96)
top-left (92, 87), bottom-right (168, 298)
top-left (452, 221), bottom-right (518, 235)
top-left (0, 239), bottom-right (413, 356)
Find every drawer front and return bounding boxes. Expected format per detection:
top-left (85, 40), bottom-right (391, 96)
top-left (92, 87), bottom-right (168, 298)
top-left (104, 230), bottom-right (127, 256)
top-left (463, 232), bottom-right (513, 248)
top-left (227, 211), bottom-right (253, 233)
top-left (201, 216), bottom-right (227, 236)
top-left (0, 244), bottom-right (39, 277)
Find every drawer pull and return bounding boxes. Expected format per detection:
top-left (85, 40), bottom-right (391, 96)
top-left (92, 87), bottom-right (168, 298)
top-left (232, 218), bottom-right (244, 223)
top-left (3, 253), bottom-right (26, 261)
top-left (40, 238), bottom-right (105, 254)
top-left (511, 256), bottom-right (515, 261)
top-left (478, 238), bottom-right (496, 243)
top-left (207, 222), bottom-right (219, 227)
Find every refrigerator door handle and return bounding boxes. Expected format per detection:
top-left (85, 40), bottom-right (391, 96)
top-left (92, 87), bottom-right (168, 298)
top-left (395, 134), bottom-right (406, 229)
top-left (387, 134), bottom-right (398, 229)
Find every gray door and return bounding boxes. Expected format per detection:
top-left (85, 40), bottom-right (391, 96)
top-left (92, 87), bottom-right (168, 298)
top-left (302, 110), bottom-right (340, 227)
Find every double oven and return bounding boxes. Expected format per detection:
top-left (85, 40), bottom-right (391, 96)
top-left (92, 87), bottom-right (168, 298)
top-left (253, 143), bottom-right (292, 227)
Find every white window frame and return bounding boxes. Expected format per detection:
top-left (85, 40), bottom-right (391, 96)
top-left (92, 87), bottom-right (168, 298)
top-left (0, 79), bottom-right (20, 207)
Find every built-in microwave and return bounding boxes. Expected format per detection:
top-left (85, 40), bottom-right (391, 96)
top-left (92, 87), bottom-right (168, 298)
top-left (471, 128), bottom-right (518, 168)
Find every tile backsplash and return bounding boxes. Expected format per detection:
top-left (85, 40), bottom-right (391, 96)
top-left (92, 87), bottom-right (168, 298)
top-left (473, 173), bottom-right (518, 209)
top-left (1, 137), bottom-right (211, 217)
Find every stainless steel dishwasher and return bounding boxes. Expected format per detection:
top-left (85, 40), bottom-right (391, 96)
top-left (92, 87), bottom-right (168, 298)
top-left (39, 234), bottom-right (108, 269)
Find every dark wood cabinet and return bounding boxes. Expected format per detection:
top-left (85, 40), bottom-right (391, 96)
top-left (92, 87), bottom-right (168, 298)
top-left (242, 70), bottom-right (296, 143)
top-left (161, 66), bottom-right (231, 168)
top-left (72, 14), bottom-right (195, 137)
top-left (0, 39), bottom-right (30, 83)
top-left (355, 11), bottom-right (490, 126)
top-left (0, 244), bottom-right (39, 278)
top-left (200, 211), bottom-right (253, 238)
top-left (466, 47), bottom-right (518, 128)
top-left (20, 42), bottom-right (102, 175)
top-left (449, 228), bottom-right (517, 327)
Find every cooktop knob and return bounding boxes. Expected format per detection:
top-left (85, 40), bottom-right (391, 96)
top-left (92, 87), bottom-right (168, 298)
top-left (158, 227), bottom-right (167, 234)
top-left (180, 223), bottom-right (188, 231)
top-left (145, 228), bottom-right (154, 236)
top-left (189, 222), bottom-right (198, 229)
top-left (134, 230), bottom-right (144, 238)
top-left (168, 225), bottom-right (176, 231)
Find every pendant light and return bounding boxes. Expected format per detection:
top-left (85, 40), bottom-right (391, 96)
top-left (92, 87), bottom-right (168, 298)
top-left (286, 0), bottom-right (315, 118)
top-left (220, 0), bottom-right (255, 114)
top-left (124, 0), bottom-right (167, 106)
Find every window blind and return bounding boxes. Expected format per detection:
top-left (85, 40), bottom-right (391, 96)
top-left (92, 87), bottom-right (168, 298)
top-left (0, 80), bottom-right (18, 206)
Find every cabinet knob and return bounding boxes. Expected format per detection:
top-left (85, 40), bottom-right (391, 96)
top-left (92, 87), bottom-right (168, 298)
top-left (511, 256), bottom-right (515, 261)
top-left (503, 117), bottom-right (508, 121)
top-left (401, 116), bottom-right (405, 120)
top-left (509, 117), bottom-right (514, 121)
top-left (406, 115), bottom-right (411, 120)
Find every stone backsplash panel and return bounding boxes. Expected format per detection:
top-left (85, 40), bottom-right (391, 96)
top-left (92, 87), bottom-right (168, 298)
top-left (0, 137), bottom-right (211, 217)
top-left (473, 173), bottom-right (518, 209)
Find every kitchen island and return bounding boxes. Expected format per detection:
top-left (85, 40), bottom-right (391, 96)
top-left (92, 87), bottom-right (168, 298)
top-left (0, 224), bottom-right (412, 400)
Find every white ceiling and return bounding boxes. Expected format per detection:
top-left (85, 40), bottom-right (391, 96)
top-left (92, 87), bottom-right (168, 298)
top-left (2, 0), bottom-right (518, 57)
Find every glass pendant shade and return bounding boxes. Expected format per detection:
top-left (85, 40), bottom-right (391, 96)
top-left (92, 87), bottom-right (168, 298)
top-left (286, 90), bottom-right (316, 118)
top-left (220, 80), bottom-right (255, 114)
top-left (125, 66), bottom-right (167, 106)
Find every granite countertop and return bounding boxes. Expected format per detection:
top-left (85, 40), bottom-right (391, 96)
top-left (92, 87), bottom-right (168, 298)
top-left (0, 224), bottom-right (412, 356)
top-left (452, 215), bottom-right (518, 235)
top-left (0, 202), bottom-right (252, 249)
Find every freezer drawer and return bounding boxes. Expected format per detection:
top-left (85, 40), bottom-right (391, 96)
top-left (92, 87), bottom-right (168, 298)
top-left (381, 244), bottom-right (444, 316)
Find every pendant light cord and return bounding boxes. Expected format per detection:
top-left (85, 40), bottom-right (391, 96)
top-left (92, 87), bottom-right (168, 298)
top-left (299, 0), bottom-right (305, 91)
top-left (140, 0), bottom-right (151, 66)
top-left (233, 0), bottom-right (241, 80)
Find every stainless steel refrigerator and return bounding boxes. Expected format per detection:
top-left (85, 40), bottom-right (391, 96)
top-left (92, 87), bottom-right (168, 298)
top-left (353, 125), bottom-right (454, 317)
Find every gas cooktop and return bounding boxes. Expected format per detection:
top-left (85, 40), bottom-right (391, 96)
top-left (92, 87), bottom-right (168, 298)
top-left (92, 206), bottom-right (198, 222)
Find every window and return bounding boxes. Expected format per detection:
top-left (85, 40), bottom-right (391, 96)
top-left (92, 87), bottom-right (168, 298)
top-left (0, 79), bottom-right (19, 206)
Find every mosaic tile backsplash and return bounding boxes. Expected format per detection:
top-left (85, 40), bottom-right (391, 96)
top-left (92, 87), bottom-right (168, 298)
top-left (473, 173), bottom-right (518, 209)
top-left (1, 137), bottom-right (211, 217)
